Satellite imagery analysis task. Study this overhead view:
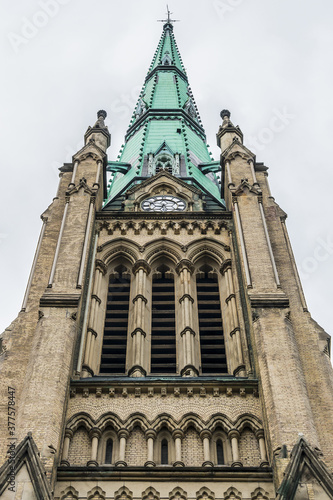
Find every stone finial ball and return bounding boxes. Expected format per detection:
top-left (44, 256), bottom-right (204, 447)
top-left (220, 109), bottom-right (231, 119)
top-left (97, 110), bottom-right (107, 119)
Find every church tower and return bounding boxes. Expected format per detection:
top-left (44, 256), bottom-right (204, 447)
top-left (1, 13), bottom-right (333, 500)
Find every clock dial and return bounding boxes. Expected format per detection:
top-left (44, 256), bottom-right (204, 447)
top-left (141, 195), bottom-right (186, 212)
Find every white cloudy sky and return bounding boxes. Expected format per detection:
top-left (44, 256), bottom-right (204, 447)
top-left (1, 0), bottom-right (333, 338)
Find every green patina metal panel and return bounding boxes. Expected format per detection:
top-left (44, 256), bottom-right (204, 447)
top-left (104, 22), bottom-right (224, 208)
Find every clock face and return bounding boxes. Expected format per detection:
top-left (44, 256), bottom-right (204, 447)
top-left (141, 195), bottom-right (186, 212)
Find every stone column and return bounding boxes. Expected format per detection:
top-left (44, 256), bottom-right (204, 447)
top-left (255, 429), bottom-right (269, 467)
top-left (129, 260), bottom-right (151, 377)
top-left (87, 428), bottom-right (101, 466)
top-left (60, 429), bottom-right (73, 466)
top-left (220, 260), bottom-right (246, 376)
top-left (200, 430), bottom-right (213, 467)
top-left (176, 260), bottom-right (198, 377)
top-left (82, 259), bottom-right (106, 377)
top-left (115, 429), bottom-right (129, 466)
top-left (228, 430), bottom-right (242, 467)
top-left (144, 429), bottom-right (156, 467)
top-left (172, 430), bottom-right (184, 467)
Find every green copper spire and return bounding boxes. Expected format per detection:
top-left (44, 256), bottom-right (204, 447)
top-left (104, 17), bottom-right (224, 209)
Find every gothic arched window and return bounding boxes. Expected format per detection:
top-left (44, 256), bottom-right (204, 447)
top-left (100, 265), bottom-right (131, 375)
top-left (161, 439), bottom-right (168, 464)
top-left (151, 264), bottom-right (176, 374)
top-left (105, 438), bottom-right (113, 464)
top-left (196, 265), bottom-right (227, 374)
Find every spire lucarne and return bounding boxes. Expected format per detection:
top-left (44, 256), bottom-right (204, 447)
top-left (104, 21), bottom-right (224, 209)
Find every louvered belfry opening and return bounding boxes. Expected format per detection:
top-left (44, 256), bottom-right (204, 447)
top-left (151, 264), bottom-right (177, 374)
top-left (100, 265), bottom-right (130, 375)
top-left (196, 265), bottom-right (227, 374)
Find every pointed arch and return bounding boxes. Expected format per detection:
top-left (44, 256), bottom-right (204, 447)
top-left (234, 413), bottom-right (262, 433)
top-left (87, 486), bottom-right (106, 500)
top-left (169, 487), bottom-right (187, 500)
top-left (60, 486), bottom-right (79, 500)
top-left (66, 412), bottom-right (95, 433)
top-left (125, 413), bottom-right (150, 432)
top-left (179, 413), bottom-right (205, 433)
top-left (207, 413), bottom-right (234, 433)
top-left (142, 487), bottom-right (160, 500)
top-left (98, 237), bottom-right (141, 266)
top-left (151, 413), bottom-right (178, 433)
top-left (187, 237), bottom-right (229, 265)
top-left (223, 487), bottom-right (242, 500)
top-left (196, 487), bottom-right (215, 500)
top-left (115, 487), bottom-right (133, 500)
top-left (145, 237), bottom-right (183, 265)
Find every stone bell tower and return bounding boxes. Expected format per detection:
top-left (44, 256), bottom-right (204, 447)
top-left (1, 10), bottom-right (333, 500)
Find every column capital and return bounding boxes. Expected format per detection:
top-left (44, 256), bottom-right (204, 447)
top-left (145, 429), bottom-right (157, 440)
top-left (200, 430), bottom-right (212, 441)
top-left (220, 259), bottom-right (232, 275)
top-left (118, 429), bottom-right (130, 440)
top-left (172, 429), bottom-right (184, 440)
top-left (228, 429), bottom-right (240, 441)
top-left (132, 260), bottom-right (151, 275)
top-left (89, 428), bottom-right (102, 440)
top-left (95, 259), bottom-right (107, 275)
top-left (255, 429), bottom-right (265, 440)
top-left (176, 259), bottom-right (194, 275)
top-left (64, 428), bottom-right (74, 439)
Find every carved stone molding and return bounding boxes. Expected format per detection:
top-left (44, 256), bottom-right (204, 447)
top-left (133, 294), bottom-right (148, 304)
top-left (220, 259), bottom-right (232, 275)
top-left (130, 328), bottom-right (147, 338)
top-left (180, 327), bottom-right (196, 337)
top-left (179, 294), bottom-right (194, 304)
top-left (132, 259), bottom-right (151, 275)
top-left (95, 259), bottom-right (107, 275)
top-left (176, 259), bottom-right (195, 275)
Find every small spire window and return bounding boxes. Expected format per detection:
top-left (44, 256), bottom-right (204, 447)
top-left (161, 51), bottom-right (173, 65)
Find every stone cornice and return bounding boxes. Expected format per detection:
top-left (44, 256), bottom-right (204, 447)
top-left (57, 465), bottom-right (272, 481)
top-left (69, 378), bottom-right (259, 399)
top-left (96, 211), bottom-right (232, 221)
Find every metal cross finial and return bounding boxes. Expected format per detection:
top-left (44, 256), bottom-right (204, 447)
top-left (157, 5), bottom-right (180, 24)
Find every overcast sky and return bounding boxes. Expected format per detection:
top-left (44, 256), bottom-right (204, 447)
top-left (1, 0), bottom-right (332, 339)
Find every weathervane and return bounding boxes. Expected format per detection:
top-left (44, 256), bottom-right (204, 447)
top-left (157, 5), bottom-right (180, 25)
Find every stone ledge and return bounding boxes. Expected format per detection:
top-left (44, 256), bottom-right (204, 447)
top-left (40, 293), bottom-right (81, 308)
top-left (249, 294), bottom-right (289, 308)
